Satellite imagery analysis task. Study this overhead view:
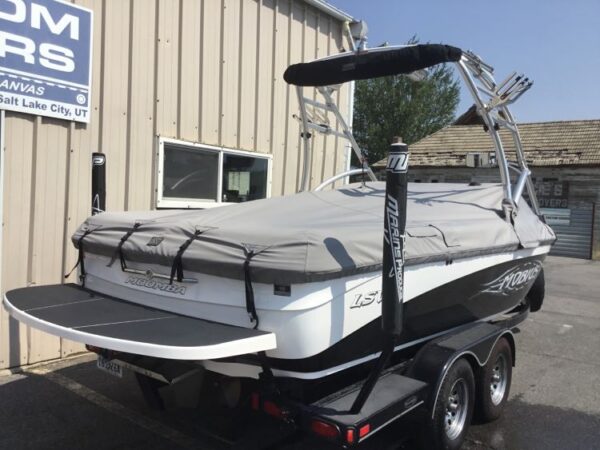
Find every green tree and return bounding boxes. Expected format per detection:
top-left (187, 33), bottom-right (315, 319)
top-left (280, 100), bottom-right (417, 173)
top-left (352, 51), bottom-right (460, 165)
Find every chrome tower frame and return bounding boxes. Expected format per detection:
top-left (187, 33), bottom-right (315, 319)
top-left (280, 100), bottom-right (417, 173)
top-left (295, 84), bottom-right (378, 192)
top-left (457, 50), bottom-right (538, 216)
top-left (295, 46), bottom-right (540, 218)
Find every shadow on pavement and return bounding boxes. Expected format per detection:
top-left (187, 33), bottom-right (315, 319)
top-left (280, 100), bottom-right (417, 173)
top-left (465, 396), bottom-right (600, 450)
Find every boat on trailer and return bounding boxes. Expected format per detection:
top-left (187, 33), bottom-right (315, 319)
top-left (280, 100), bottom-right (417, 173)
top-left (5, 43), bottom-right (554, 448)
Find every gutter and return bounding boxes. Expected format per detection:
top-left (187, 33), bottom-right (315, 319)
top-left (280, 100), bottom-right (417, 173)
top-left (0, 110), bottom-right (4, 293)
top-left (303, 0), bottom-right (354, 22)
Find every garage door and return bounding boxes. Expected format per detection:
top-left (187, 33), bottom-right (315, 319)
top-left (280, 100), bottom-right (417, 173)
top-left (546, 207), bottom-right (593, 259)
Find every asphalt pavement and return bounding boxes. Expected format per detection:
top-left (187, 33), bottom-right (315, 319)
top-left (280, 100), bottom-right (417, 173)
top-left (0, 256), bottom-right (599, 450)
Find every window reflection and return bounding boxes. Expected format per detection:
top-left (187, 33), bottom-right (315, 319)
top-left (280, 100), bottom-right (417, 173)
top-left (222, 154), bottom-right (268, 203)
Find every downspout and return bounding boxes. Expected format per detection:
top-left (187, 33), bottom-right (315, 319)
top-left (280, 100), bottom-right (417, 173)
top-left (343, 22), bottom-right (358, 179)
top-left (345, 86), bottom-right (355, 177)
top-left (591, 201), bottom-right (596, 260)
top-left (91, 153), bottom-right (106, 215)
top-left (0, 110), bottom-right (4, 293)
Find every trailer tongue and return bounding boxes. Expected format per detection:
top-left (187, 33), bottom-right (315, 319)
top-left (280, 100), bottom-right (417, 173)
top-left (4, 284), bottom-right (276, 360)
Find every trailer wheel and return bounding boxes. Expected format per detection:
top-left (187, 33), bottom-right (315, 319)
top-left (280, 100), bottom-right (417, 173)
top-left (475, 337), bottom-right (512, 422)
top-left (419, 358), bottom-right (474, 450)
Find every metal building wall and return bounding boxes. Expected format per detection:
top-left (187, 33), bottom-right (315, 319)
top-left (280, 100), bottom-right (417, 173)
top-left (549, 208), bottom-right (594, 259)
top-left (0, 0), bottom-right (351, 369)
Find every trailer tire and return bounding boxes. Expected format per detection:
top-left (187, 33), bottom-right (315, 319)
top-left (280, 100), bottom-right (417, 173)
top-left (475, 337), bottom-right (512, 423)
top-left (419, 358), bottom-right (474, 450)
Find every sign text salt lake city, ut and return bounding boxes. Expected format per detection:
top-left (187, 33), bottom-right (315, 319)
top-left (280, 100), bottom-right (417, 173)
top-left (0, 0), bottom-right (92, 122)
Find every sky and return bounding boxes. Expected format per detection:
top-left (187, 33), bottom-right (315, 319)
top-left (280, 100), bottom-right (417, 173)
top-left (329, 0), bottom-right (600, 123)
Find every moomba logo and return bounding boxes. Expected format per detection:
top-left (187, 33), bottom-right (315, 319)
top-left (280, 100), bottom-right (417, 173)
top-left (482, 261), bottom-right (542, 296)
top-left (125, 276), bottom-right (186, 295)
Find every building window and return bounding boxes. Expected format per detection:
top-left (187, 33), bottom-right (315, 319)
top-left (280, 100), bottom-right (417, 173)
top-left (157, 137), bottom-right (272, 208)
top-left (222, 153), bottom-right (269, 203)
top-left (162, 145), bottom-right (219, 202)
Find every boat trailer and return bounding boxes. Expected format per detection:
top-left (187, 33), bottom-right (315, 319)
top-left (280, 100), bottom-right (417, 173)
top-left (252, 307), bottom-right (527, 447)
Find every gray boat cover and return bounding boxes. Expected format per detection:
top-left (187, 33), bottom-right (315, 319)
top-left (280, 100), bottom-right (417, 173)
top-left (72, 183), bottom-right (555, 284)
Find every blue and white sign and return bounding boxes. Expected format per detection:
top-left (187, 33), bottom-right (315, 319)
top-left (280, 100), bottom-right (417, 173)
top-left (0, 0), bottom-right (92, 122)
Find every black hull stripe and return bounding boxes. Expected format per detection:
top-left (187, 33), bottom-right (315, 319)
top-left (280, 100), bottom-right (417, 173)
top-left (264, 255), bottom-right (546, 374)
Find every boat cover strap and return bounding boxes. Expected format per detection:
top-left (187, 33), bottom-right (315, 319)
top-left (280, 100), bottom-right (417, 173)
top-left (118, 222), bottom-right (141, 271)
top-left (64, 228), bottom-right (95, 287)
top-left (244, 249), bottom-right (259, 329)
top-left (283, 44), bottom-right (462, 87)
top-left (169, 229), bottom-right (203, 284)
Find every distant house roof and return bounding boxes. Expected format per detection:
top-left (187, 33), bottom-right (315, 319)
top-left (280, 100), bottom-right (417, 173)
top-left (373, 120), bottom-right (600, 168)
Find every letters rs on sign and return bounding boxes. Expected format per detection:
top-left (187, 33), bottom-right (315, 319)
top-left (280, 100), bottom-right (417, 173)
top-left (0, 0), bottom-right (93, 123)
top-left (386, 152), bottom-right (409, 173)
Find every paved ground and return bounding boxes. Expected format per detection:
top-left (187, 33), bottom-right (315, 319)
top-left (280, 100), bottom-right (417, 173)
top-left (0, 256), bottom-right (599, 449)
top-left (462, 256), bottom-right (600, 450)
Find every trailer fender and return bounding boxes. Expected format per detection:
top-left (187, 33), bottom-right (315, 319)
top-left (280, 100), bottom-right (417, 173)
top-left (406, 323), bottom-right (515, 417)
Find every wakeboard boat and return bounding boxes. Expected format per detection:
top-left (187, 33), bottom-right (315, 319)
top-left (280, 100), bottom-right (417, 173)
top-left (4, 44), bottom-right (554, 384)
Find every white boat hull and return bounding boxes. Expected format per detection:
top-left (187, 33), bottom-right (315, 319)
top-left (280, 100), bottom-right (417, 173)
top-left (80, 245), bottom-right (551, 362)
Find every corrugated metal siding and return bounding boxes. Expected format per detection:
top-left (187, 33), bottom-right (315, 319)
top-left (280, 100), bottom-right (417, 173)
top-left (0, 0), bottom-right (350, 369)
top-left (549, 207), bottom-right (594, 259)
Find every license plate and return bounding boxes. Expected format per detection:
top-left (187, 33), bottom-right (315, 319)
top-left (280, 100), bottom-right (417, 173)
top-left (96, 355), bottom-right (123, 378)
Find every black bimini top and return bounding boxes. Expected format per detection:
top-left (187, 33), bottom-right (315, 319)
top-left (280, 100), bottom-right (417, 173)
top-left (283, 44), bottom-right (462, 87)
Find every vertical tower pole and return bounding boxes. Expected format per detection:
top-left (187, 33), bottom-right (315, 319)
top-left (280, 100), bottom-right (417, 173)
top-left (381, 141), bottom-right (409, 336)
top-left (351, 141), bottom-right (409, 414)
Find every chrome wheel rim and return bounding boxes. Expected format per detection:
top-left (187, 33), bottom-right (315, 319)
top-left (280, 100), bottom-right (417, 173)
top-left (444, 378), bottom-right (469, 440)
top-left (490, 353), bottom-right (508, 405)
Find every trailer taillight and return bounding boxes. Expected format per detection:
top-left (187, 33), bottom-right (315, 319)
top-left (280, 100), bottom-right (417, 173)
top-left (344, 423), bottom-right (369, 445)
top-left (250, 393), bottom-right (259, 411)
top-left (359, 423), bottom-right (370, 438)
top-left (346, 428), bottom-right (356, 444)
top-left (310, 419), bottom-right (340, 440)
top-left (263, 400), bottom-right (284, 418)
